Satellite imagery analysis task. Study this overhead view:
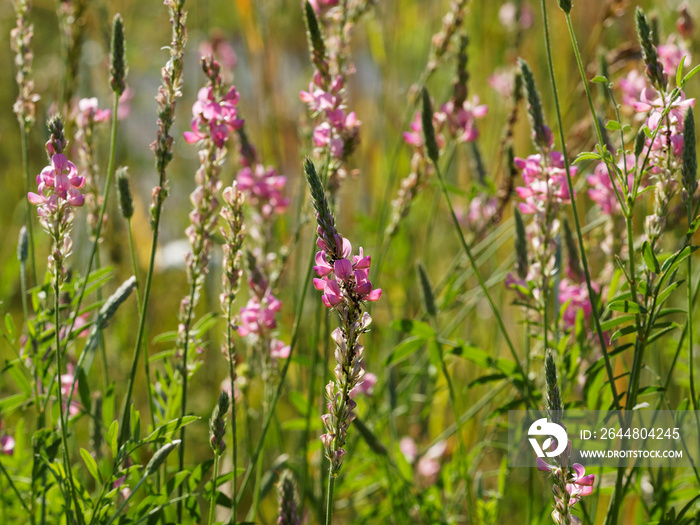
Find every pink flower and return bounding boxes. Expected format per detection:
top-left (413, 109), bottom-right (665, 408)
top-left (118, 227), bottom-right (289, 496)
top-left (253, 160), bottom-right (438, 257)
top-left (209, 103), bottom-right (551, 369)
top-left (75, 97), bottom-right (111, 127)
top-left (657, 35), bottom-right (692, 76)
top-left (619, 70), bottom-right (648, 109)
top-left (489, 68), bottom-right (515, 98)
top-left (270, 338), bottom-right (291, 359)
top-left (417, 441), bottom-right (447, 483)
top-left (514, 152), bottom-right (575, 214)
top-left (236, 164), bottom-right (289, 217)
top-left (587, 155), bottom-right (635, 215)
top-left (399, 437), bottom-right (418, 463)
top-left (307, 0), bottom-right (339, 15)
top-left (184, 85), bottom-right (243, 148)
top-left (117, 88), bottom-right (134, 120)
top-left (0, 435), bottom-right (14, 456)
top-left (559, 278), bottom-right (596, 331)
top-left (60, 364), bottom-right (81, 417)
top-left (440, 96), bottom-right (488, 143)
top-left (28, 154), bottom-right (85, 210)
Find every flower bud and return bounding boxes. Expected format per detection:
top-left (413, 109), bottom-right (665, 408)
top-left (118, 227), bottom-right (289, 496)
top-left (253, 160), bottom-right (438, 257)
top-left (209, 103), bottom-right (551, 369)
top-left (17, 226), bottom-right (28, 263)
top-left (110, 14), bottom-right (127, 96)
top-left (116, 167), bottom-right (134, 220)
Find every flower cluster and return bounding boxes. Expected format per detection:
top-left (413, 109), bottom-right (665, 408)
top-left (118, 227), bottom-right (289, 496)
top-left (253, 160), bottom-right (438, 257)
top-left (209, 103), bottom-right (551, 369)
top-left (232, 117), bottom-right (291, 368)
top-left (177, 57), bottom-right (235, 387)
top-left (301, 74), bottom-right (361, 162)
top-left (537, 459), bottom-right (594, 525)
top-left (184, 85), bottom-right (243, 148)
top-left (60, 363), bottom-right (81, 418)
top-left (620, 18), bottom-right (696, 244)
top-left (399, 437), bottom-right (447, 485)
top-left (313, 242), bottom-right (381, 308)
top-left (28, 118), bottom-right (84, 282)
top-left (305, 159), bottom-right (380, 475)
top-left (238, 293), bottom-right (290, 359)
top-left (514, 151), bottom-right (574, 214)
top-left (11, 0), bottom-right (40, 131)
top-left (236, 163), bottom-right (289, 218)
top-left (74, 97), bottom-right (111, 237)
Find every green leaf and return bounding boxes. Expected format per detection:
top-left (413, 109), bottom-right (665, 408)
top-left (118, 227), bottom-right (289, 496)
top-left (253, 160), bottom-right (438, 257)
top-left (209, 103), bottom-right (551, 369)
top-left (610, 324), bottom-right (638, 342)
top-left (80, 448), bottom-right (102, 483)
top-left (656, 281), bottom-right (683, 307)
top-left (574, 152), bottom-right (602, 163)
top-left (4, 313), bottom-right (15, 341)
top-left (599, 314), bottom-right (636, 331)
top-left (384, 336), bottom-right (425, 365)
top-left (591, 75), bottom-right (608, 83)
top-left (144, 416), bottom-right (199, 443)
top-left (682, 63), bottom-right (700, 85)
top-left (642, 241), bottom-right (660, 273)
top-left (605, 120), bottom-right (622, 131)
top-left (608, 300), bottom-right (646, 314)
top-left (107, 421), bottom-right (119, 458)
top-left (390, 319), bottom-right (435, 339)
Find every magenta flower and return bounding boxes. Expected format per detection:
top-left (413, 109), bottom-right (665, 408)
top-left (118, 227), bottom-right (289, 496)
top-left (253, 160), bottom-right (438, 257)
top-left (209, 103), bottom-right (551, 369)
top-left (439, 96), bottom-right (488, 143)
top-left (183, 85), bottom-right (243, 148)
top-left (75, 97), bottom-right (111, 127)
top-left (619, 70), bottom-right (648, 109)
top-left (236, 164), bottom-right (290, 218)
top-left (0, 420), bottom-right (14, 456)
top-left (514, 152), bottom-right (575, 214)
top-left (657, 35), bottom-right (692, 76)
top-left (28, 154), bottom-right (85, 211)
top-left (558, 278), bottom-right (597, 331)
top-left (60, 363), bottom-right (81, 417)
top-left (587, 155), bottom-right (635, 215)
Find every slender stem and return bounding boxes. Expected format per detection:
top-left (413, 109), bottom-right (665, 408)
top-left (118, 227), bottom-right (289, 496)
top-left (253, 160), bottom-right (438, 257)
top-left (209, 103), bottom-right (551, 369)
top-left (119, 202), bottom-right (161, 447)
top-left (61, 93), bottom-right (121, 365)
top-left (20, 125), bottom-right (37, 285)
top-left (54, 276), bottom-right (81, 525)
top-left (428, 158), bottom-right (534, 406)
top-left (549, 9), bottom-right (623, 412)
top-left (0, 460), bottom-right (31, 516)
top-left (429, 317), bottom-right (473, 524)
top-left (104, 474), bottom-right (147, 525)
top-left (126, 219), bottom-right (155, 432)
top-left (325, 471), bottom-right (335, 525)
top-left (228, 335), bottom-right (237, 525)
top-left (208, 454), bottom-right (220, 525)
top-left (688, 207), bottom-right (698, 412)
top-left (235, 248), bottom-right (315, 508)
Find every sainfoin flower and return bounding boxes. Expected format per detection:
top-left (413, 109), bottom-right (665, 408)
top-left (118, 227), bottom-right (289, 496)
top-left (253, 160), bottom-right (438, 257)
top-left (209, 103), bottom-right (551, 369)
top-left (236, 164), bottom-right (290, 218)
top-left (28, 154), bottom-right (85, 212)
top-left (0, 420), bottom-right (14, 456)
top-left (514, 152), bottom-right (575, 215)
top-left (183, 85), bottom-right (244, 147)
top-left (537, 457), bottom-right (594, 525)
top-left (75, 97), bottom-right (111, 127)
top-left (558, 279), bottom-right (596, 331)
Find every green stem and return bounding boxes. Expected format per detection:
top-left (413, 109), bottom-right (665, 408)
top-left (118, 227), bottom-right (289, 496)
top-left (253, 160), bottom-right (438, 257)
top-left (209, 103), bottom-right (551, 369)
top-left (688, 209), bottom-right (698, 412)
top-left (125, 219), bottom-right (155, 432)
top-left (428, 158), bottom-right (534, 407)
top-left (234, 247), bottom-right (315, 508)
top-left (54, 276), bottom-right (81, 525)
top-left (544, 6), bottom-right (623, 413)
top-left (104, 474), bottom-right (148, 525)
top-left (429, 317), bottom-right (473, 524)
top-left (0, 460), bottom-right (31, 516)
top-left (228, 335), bottom-right (237, 525)
top-left (208, 454), bottom-right (220, 525)
top-left (61, 93), bottom-right (121, 369)
top-left (325, 470), bottom-right (335, 525)
top-left (20, 125), bottom-right (37, 285)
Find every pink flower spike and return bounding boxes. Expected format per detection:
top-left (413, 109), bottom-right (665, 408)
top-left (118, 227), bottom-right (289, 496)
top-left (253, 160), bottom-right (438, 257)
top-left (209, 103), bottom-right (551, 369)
top-left (271, 339), bottom-right (290, 359)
